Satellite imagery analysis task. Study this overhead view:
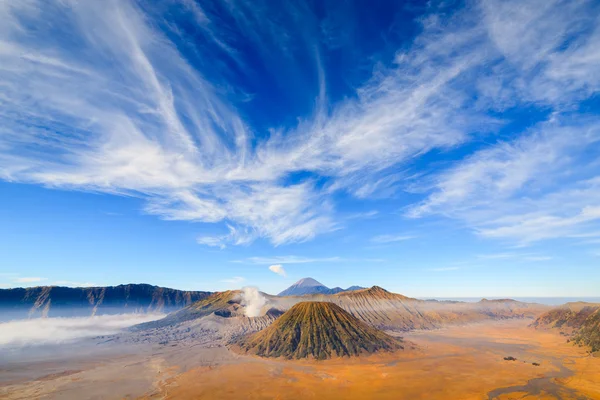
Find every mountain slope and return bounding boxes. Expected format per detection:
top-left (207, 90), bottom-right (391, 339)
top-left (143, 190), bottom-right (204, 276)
top-left (239, 301), bottom-right (402, 359)
top-left (0, 284), bottom-right (211, 321)
top-left (575, 308), bottom-right (600, 352)
top-left (532, 302), bottom-right (600, 352)
top-left (130, 285), bottom-right (548, 349)
top-left (286, 286), bottom-right (546, 331)
top-left (133, 290), bottom-right (244, 330)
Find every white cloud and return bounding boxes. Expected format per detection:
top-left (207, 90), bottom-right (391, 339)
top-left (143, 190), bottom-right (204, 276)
top-left (14, 277), bottom-right (45, 283)
top-left (0, 0), bottom-right (493, 247)
top-left (196, 236), bottom-right (227, 249)
top-left (0, 0), bottom-right (598, 248)
top-left (479, 0), bottom-right (600, 105)
top-left (345, 210), bottom-right (379, 220)
top-left (408, 119), bottom-right (600, 244)
top-left (0, 314), bottom-right (164, 348)
top-left (371, 234), bottom-right (415, 244)
top-left (477, 205), bottom-right (600, 243)
top-left (268, 264), bottom-right (286, 277)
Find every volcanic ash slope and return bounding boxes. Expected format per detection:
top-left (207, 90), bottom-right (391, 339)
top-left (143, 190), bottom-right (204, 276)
top-left (238, 301), bottom-right (402, 360)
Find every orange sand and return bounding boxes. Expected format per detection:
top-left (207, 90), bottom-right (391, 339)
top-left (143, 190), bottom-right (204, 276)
top-left (3, 320), bottom-right (599, 399)
top-left (142, 320), bottom-right (600, 400)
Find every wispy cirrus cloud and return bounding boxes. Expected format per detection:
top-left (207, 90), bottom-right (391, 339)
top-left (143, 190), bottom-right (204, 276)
top-left (235, 255), bottom-right (385, 265)
top-left (403, 0), bottom-right (600, 245)
top-left (408, 120), bottom-right (600, 244)
top-left (0, 0), bottom-right (492, 248)
top-left (0, 0), bottom-right (598, 249)
top-left (476, 253), bottom-right (552, 262)
top-left (237, 256), bottom-right (343, 265)
top-left (345, 210), bottom-right (379, 220)
top-left (370, 234), bottom-right (415, 244)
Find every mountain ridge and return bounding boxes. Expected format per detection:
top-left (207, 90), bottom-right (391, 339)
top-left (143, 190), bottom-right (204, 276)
top-left (0, 283), bottom-right (211, 321)
top-left (133, 284), bottom-right (548, 339)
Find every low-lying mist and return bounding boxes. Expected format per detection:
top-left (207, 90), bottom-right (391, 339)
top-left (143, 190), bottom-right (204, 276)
top-left (0, 313), bottom-right (165, 348)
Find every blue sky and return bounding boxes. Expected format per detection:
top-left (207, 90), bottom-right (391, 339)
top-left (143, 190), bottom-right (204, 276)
top-left (1, 0), bottom-right (599, 297)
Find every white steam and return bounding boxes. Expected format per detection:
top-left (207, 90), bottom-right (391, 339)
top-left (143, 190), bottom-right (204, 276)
top-left (0, 313), bottom-right (164, 348)
top-left (241, 286), bottom-right (267, 317)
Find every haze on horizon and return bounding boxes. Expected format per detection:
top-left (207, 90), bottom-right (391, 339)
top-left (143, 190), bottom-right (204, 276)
top-left (1, 0), bottom-right (599, 298)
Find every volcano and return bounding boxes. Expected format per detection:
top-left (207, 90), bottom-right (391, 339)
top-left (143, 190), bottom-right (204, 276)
top-left (277, 277), bottom-right (364, 296)
top-left (238, 301), bottom-right (402, 359)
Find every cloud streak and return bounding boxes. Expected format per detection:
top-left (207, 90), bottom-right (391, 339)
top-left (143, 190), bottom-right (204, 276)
top-left (408, 119), bottom-right (600, 244)
top-left (0, 0), bottom-right (598, 248)
top-left (238, 256), bottom-right (343, 265)
top-left (14, 277), bottom-right (46, 283)
top-left (371, 235), bottom-right (415, 244)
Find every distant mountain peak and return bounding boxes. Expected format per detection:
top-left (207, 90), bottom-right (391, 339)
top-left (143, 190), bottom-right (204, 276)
top-left (345, 285), bottom-right (365, 291)
top-left (369, 285), bottom-right (388, 292)
top-left (335, 285), bottom-right (412, 301)
top-left (277, 277), bottom-right (365, 297)
top-left (294, 277), bottom-right (324, 287)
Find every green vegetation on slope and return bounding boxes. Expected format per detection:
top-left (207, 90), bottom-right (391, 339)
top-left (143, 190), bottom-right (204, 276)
top-left (533, 303), bottom-right (600, 353)
top-left (574, 308), bottom-right (600, 352)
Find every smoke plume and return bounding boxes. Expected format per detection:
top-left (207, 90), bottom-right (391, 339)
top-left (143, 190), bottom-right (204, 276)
top-left (241, 286), bottom-right (267, 317)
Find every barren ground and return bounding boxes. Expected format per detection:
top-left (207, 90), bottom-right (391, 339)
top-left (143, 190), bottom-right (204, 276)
top-left (1, 319), bottom-right (599, 399)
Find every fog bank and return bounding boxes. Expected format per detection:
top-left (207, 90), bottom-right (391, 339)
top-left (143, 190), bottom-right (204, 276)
top-left (0, 313), bottom-right (165, 348)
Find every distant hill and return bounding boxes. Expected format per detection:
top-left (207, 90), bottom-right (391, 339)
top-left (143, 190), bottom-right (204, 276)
top-left (532, 302), bottom-right (600, 352)
top-left (345, 285), bottom-right (366, 291)
top-left (238, 301), bottom-right (402, 359)
top-left (299, 286), bottom-right (546, 331)
top-left (0, 284), bottom-right (211, 321)
top-left (277, 277), bottom-right (365, 296)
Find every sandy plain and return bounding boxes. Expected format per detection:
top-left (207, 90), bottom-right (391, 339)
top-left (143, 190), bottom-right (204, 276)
top-left (1, 319), bottom-right (599, 400)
